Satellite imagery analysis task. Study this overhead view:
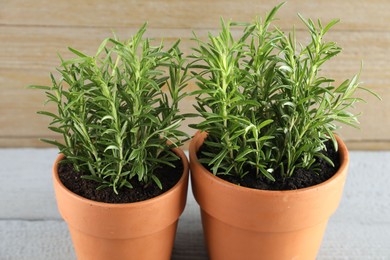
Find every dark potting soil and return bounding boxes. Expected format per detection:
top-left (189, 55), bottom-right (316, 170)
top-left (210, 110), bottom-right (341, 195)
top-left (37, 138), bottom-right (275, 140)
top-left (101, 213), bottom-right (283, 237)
top-left (197, 140), bottom-right (340, 190)
top-left (58, 158), bottom-right (183, 204)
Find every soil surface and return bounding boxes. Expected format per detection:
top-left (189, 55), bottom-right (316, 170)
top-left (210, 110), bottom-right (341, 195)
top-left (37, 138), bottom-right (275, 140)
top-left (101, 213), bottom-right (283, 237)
top-left (197, 141), bottom-right (340, 190)
top-left (58, 158), bottom-right (183, 203)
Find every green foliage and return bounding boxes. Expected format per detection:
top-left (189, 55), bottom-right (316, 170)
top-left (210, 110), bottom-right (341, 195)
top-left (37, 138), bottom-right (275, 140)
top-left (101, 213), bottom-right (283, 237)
top-left (30, 24), bottom-right (189, 193)
top-left (190, 3), bottom-right (379, 180)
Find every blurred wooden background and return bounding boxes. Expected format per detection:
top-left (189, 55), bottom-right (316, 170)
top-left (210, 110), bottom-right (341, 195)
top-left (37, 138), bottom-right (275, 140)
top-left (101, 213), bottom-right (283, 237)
top-left (0, 0), bottom-right (388, 149)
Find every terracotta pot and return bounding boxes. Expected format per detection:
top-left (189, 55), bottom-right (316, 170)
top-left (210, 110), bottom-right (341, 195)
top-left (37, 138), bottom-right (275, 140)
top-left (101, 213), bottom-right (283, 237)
top-left (190, 131), bottom-right (349, 260)
top-left (53, 148), bottom-right (189, 260)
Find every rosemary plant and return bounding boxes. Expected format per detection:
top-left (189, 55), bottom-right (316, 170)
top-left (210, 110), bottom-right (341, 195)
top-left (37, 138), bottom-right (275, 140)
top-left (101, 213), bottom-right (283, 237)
top-left (31, 24), bottom-right (189, 193)
top-left (190, 4), bottom-right (378, 181)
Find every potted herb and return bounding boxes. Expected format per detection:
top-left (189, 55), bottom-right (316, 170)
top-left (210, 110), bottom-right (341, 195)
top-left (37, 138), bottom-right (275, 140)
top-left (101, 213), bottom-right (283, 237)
top-left (30, 24), bottom-right (190, 260)
top-left (189, 4), bottom-right (379, 260)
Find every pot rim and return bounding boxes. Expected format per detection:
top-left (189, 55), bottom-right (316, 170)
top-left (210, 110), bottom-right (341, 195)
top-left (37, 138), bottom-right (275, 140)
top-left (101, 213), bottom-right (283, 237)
top-left (53, 147), bottom-right (189, 208)
top-left (190, 130), bottom-right (349, 195)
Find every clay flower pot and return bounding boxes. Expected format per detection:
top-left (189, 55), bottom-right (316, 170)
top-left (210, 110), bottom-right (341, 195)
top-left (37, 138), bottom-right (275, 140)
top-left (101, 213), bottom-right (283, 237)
top-left (189, 131), bottom-right (349, 260)
top-left (53, 148), bottom-right (189, 260)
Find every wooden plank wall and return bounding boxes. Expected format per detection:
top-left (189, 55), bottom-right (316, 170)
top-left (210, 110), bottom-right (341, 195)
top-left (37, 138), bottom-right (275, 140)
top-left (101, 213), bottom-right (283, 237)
top-left (1, 0), bottom-right (388, 149)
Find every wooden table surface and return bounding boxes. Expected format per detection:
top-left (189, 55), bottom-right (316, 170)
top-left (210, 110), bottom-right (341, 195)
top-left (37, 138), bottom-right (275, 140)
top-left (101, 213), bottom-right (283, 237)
top-left (0, 149), bottom-right (389, 259)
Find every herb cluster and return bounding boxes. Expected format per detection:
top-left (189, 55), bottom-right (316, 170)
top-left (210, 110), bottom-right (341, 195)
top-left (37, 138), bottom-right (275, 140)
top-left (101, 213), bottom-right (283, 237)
top-left (32, 4), bottom-right (378, 191)
top-left (31, 24), bottom-right (189, 193)
top-left (190, 4), bottom-right (377, 181)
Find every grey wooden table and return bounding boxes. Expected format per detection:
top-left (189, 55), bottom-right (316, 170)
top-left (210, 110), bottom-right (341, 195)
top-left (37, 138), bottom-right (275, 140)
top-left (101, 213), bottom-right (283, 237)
top-left (0, 149), bottom-right (389, 259)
